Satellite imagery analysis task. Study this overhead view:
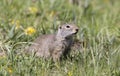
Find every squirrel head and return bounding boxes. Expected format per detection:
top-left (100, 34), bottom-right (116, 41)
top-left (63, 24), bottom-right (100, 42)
top-left (56, 23), bottom-right (79, 39)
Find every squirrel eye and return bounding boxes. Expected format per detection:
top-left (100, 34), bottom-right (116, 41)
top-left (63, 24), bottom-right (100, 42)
top-left (66, 25), bottom-right (70, 28)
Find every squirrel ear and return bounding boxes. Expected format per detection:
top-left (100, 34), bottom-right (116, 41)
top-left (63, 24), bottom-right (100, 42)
top-left (59, 25), bottom-right (62, 29)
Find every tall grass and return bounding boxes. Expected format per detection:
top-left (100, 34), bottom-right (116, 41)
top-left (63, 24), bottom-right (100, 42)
top-left (0, 0), bottom-right (120, 76)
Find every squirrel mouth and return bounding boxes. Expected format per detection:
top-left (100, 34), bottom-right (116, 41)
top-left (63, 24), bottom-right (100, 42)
top-left (73, 29), bottom-right (79, 34)
top-left (73, 31), bottom-right (78, 34)
top-left (74, 32), bottom-right (78, 34)
top-left (72, 32), bottom-right (78, 36)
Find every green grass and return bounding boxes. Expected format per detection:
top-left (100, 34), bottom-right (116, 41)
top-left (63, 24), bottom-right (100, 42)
top-left (0, 0), bottom-right (120, 76)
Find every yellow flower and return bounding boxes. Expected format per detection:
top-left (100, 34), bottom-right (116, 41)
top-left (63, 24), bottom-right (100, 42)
top-left (25, 27), bottom-right (36, 35)
top-left (10, 19), bottom-right (20, 29)
top-left (67, 71), bottom-right (73, 76)
top-left (7, 67), bottom-right (13, 74)
top-left (28, 6), bottom-right (38, 14)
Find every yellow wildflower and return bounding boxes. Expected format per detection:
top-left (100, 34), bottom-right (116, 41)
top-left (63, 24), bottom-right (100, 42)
top-left (67, 71), bottom-right (73, 76)
top-left (7, 67), bottom-right (13, 74)
top-left (10, 19), bottom-right (20, 29)
top-left (24, 27), bottom-right (36, 35)
top-left (28, 6), bottom-right (38, 14)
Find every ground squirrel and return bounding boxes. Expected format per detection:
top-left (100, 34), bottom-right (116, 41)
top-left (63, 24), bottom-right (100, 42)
top-left (26, 23), bottom-right (79, 62)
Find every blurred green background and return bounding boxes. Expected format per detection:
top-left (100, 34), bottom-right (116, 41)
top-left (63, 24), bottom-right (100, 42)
top-left (0, 0), bottom-right (120, 76)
